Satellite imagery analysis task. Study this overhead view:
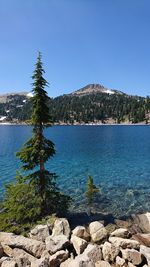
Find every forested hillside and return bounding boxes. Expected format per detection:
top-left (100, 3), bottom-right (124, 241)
top-left (0, 84), bottom-right (150, 124)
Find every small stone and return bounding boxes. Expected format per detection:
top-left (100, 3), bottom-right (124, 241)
top-left (89, 221), bottom-right (107, 243)
top-left (49, 250), bottom-right (69, 267)
top-left (121, 248), bottom-right (142, 265)
top-left (52, 218), bottom-right (71, 238)
top-left (83, 244), bottom-right (102, 263)
top-left (29, 224), bottom-right (50, 242)
top-left (109, 237), bottom-right (139, 249)
top-left (105, 224), bottom-right (116, 235)
top-left (0, 258), bottom-right (10, 266)
top-left (0, 243), bottom-right (4, 258)
top-left (67, 257), bottom-right (94, 267)
top-left (133, 233), bottom-right (150, 247)
top-left (115, 219), bottom-right (131, 229)
top-left (128, 263), bottom-right (136, 267)
top-left (140, 245), bottom-right (150, 265)
top-left (71, 235), bottom-right (88, 255)
top-left (89, 221), bottom-right (104, 235)
top-left (1, 260), bottom-right (17, 267)
top-left (46, 234), bottom-right (69, 254)
top-left (102, 241), bottom-right (120, 262)
top-left (1, 244), bottom-right (13, 257)
top-left (132, 212), bottom-right (150, 233)
top-left (110, 228), bottom-right (130, 238)
top-left (72, 226), bottom-right (90, 241)
top-left (12, 248), bottom-right (36, 263)
top-left (60, 258), bottom-right (73, 267)
top-left (116, 256), bottom-right (126, 266)
top-left (31, 257), bottom-right (49, 267)
top-left (0, 232), bottom-right (45, 258)
top-left (95, 260), bottom-right (111, 267)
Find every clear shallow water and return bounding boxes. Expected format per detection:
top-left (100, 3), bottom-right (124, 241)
top-left (0, 125), bottom-right (150, 218)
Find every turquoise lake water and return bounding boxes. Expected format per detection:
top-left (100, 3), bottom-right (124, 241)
top-left (0, 125), bottom-right (150, 218)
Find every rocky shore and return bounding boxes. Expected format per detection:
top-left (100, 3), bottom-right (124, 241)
top-left (0, 212), bottom-right (150, 266)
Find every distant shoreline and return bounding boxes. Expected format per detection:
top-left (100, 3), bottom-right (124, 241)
top-left (0, 122), bottom-right (149, 126)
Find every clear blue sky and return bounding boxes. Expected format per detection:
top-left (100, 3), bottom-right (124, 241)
top-left (0, 0), bottom-right (150, 97)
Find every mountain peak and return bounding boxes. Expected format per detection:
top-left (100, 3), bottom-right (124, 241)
top-left (70, 83), bottom-right (124, 96)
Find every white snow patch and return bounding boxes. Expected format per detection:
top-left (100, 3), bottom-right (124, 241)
top-left (103, 89), bottom-right (115, 95)
top-left (23, 99), bottom-right (26, 103)
top-left (0, 116), bottom-right (7, 121)
top-left (27, 92), bottom-right (33, 97)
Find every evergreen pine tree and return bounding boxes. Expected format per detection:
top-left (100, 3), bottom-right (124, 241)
top-left (85, 175), bottom-right (99, 214)
top-left (0, 53), bottom-right (70, 232)
top-left (16, 52), bottom-right (55, 211)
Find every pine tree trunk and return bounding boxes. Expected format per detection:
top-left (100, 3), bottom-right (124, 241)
top-left (39, 125), bottom-right (45, 204)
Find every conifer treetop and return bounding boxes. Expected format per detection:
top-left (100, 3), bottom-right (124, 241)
top-left (31, 52), bottom-right (51, 126)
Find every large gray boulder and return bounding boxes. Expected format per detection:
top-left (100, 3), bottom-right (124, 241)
top-left (71, 235), bottom-right (88, 255)
top-left (89, 221), bottom-right (107, 243)
top-left (72, 226), bottom-right (90, 241)
top-left (132, 213), bottom-right (150, 233)
top-left (102, 241), bottom-right (120, 262)
top-left (109, 237), bottom-right (140, 249)
top-left (52, 218), bottom-right (71, 238)
top-left (0, 232), bottom-right (45, 258)
top-left (121, 248), bottom-right (142, 265)
top-left (45, 234), bottom-right (69, 254)
top-left (29, 225), bottom-right (50, 242)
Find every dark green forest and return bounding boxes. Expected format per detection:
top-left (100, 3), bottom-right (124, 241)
top-left (0, 91), bottom-right (150, 124)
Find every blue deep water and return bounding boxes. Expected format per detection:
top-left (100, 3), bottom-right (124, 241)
top-left (0, 125), bottom-right (150, 218)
